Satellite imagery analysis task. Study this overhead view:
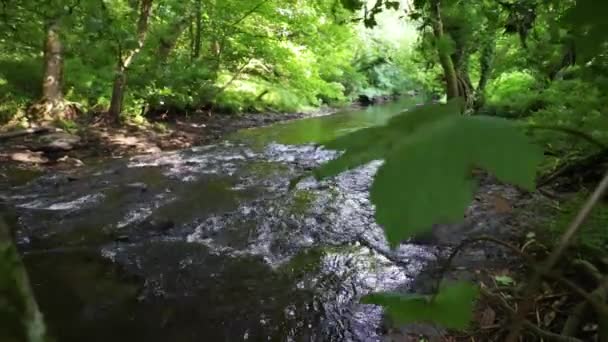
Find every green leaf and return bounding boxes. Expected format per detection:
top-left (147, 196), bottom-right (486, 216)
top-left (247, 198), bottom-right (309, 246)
top-left (562, 0), bottom-right (608, 61)
top-left (361, 282), bottom-right (479, 330)
top-left (340, 0), bottom-right (365, 11)
top-left (373, 115), bottom-right (542, 246)
top-left (314, 102), bottom-right (543, 247)
top-left (314, 100), bottom-right (460, 180)
top-left (494, 275), bottom-right (515, 286)
top-left (436, 35), bottom-right (456, 57)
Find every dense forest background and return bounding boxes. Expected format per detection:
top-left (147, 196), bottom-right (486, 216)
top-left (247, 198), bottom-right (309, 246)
top-left (0, 0), bottom-right (427, 125)
top-left (2, 0), bottom-right (606, 159)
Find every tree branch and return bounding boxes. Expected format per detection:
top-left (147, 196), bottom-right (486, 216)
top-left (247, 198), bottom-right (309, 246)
top-left (526, 124), bottom-right (607, 150)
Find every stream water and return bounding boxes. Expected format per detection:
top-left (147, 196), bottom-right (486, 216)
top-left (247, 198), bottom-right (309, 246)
top-left (0, 98), bottom-right (518, 341)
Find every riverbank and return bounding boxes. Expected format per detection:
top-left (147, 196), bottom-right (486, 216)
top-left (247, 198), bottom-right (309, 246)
top-left (0, 106), bottom-right (344, 179)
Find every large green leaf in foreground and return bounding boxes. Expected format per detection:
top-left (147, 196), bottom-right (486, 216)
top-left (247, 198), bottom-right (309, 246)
top-left (315, 101), bottom-right (543, 247)
top-left (361, 282), bottom-right (479, 329)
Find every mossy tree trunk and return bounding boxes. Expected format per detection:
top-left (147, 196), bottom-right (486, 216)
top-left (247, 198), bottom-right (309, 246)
top-left (429, 0), bottom-right (459, 101)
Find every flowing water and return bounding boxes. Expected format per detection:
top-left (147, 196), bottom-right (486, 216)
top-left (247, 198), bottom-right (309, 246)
top-left (0, 98), bottom-right (518, 341)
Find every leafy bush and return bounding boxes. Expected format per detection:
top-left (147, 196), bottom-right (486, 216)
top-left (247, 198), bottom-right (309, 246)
top-left (0, 56), bottom-right (41, 123)
top-left (482, 71), bottom-right (544, 118)
top-left (528, 78), bottom-right (608, 153)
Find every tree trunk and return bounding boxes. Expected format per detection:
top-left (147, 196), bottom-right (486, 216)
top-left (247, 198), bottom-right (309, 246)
top-left (28, 18), bottom-right (67, 121)
top-left (474, 38), bottom-right (496, 110)
top-left (429, 0), bottom-right (459, 100)
top-left (108, 65), bottom-right (127, 119)
top-left (42, 19), bottom-right (63, 102)
top-left (451, 46), bottom-right (474, 109)
top-left (193, 0), bottom-right (202, 59)
top-left (108, 0), bottom-right (153, 121)
top-left (158, 18), bottom-right (189, 62)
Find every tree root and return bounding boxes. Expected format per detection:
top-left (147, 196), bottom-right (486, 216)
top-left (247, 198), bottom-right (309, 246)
top-left (26, 99), bottom-right (81, 122)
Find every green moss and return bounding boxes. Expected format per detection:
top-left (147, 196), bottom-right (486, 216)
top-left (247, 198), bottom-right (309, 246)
top-left (279, 247), bottom-right (325, 278)
top-left (289, 190), bottom-right (317, 215)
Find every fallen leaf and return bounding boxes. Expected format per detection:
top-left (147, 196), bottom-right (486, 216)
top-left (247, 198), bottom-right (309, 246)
top-left (491, 194), bottom-right (512, 213)
top-left (494, 275), bottom-right (515, 286)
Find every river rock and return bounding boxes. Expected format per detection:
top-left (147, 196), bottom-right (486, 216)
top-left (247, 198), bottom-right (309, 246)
top-left (35, 133), bottom-right (82, 152)
top-left (10, 150), bottom-right (49, 164)
top-left (56, 155), bottom-right (85, 167)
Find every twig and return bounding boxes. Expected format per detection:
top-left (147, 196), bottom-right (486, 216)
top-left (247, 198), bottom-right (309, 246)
top-left (432, 235), bottom-right (606, 315)
top-left (506, 169), bottom-right (608, 342)
top-left (355, 235), bottom-right (410, 269)
top-left (526, 124), bottom-right (607, 151)
top-left (537, 187), bottom-right (565, 200)
top-left (538, 149), bottom-right (608, 187)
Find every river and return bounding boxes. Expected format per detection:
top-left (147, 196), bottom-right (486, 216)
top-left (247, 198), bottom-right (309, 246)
top-left (0, 97), bottom-right (518, 341)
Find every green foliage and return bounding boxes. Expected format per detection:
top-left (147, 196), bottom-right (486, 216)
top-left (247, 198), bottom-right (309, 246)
top-left (494, 275), bottom-right (515, 286)
top-left (53, 118), bottom-right (79, 133)
top-left (545, 193), bottom-right (608, 256)
top-left (315, 101), bottom-right (542, 246)
top-left (482, 71), bottom-right (543, 118)
top-left (362, 282), bottom-right (478, 329)
top-left (1, 0), bottom-right (422, 123)
top-left (562, 0), bottom-right (608, 62)
top-left (528, 78), bottom-right (608, 152)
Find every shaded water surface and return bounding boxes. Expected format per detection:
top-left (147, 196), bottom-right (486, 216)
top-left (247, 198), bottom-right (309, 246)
top-left (1, 98), bottom-right (509, 341)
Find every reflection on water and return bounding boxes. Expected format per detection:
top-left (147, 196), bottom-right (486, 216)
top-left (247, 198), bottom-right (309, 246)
top-left (233, 97), bottom-right (421, 146)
